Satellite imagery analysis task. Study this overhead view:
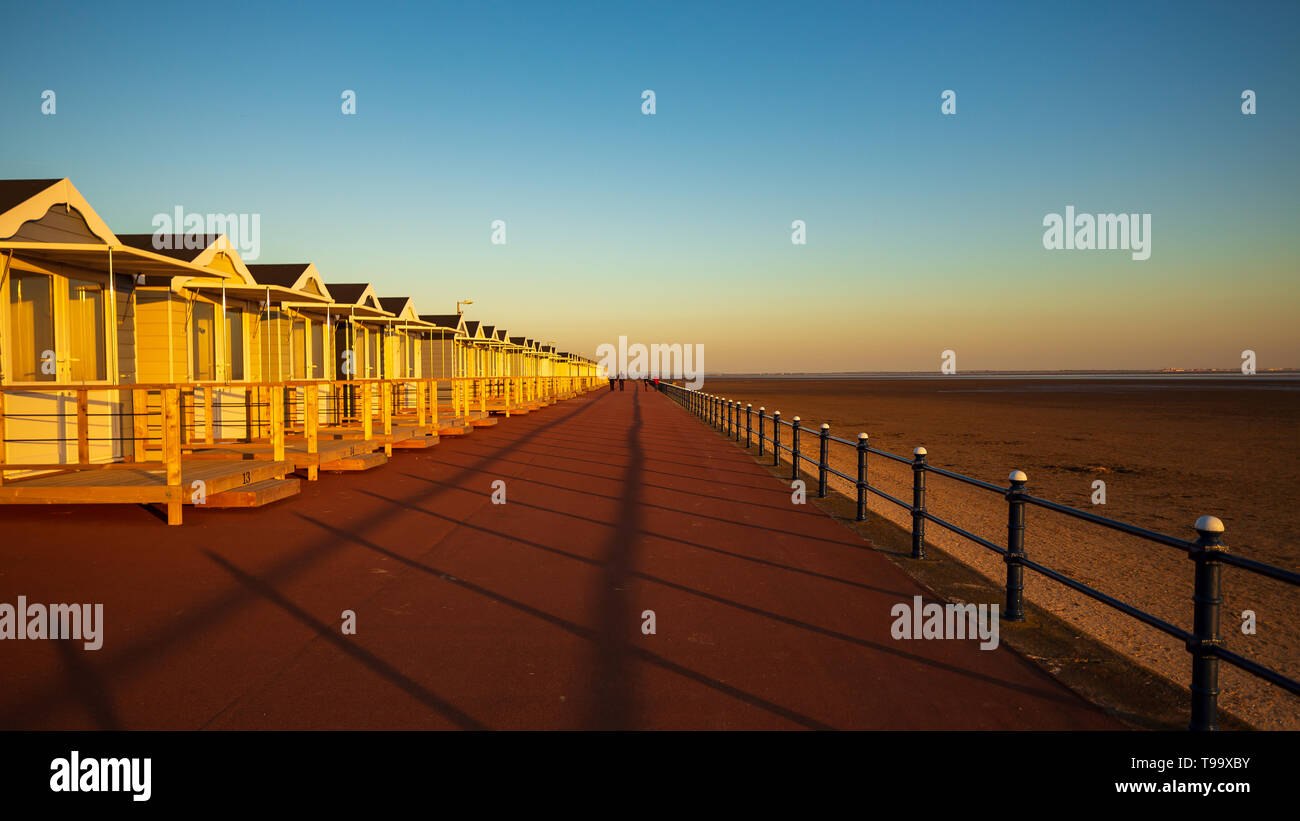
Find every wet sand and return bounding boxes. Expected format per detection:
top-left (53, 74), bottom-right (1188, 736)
top-left (702, 376), bottom-right (1300, 729)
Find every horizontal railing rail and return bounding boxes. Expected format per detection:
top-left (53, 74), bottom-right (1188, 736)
top-left (658, 381), bottom-right (1299, 731)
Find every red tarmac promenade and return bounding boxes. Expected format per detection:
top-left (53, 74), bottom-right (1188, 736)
top-left (0, 387), bottom-right (1119, 729)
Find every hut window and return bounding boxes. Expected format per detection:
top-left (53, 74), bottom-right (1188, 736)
top-left (66, 277), bottom-right (106, 382)
top-left (292, 318), bottom-right (307, 380)
top-left (7, 272), bottom-right (56, 382)
top-left (366, 329), bottom-right (378, 377)
top-left (191, 301), bottom-right (216, 381)
top-left (310, 321), bottom-right (324, 379)
top-left (225, 308), bottom-right (244, 381)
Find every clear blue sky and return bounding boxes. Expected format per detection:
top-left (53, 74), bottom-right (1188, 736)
top-left (3, 0), bottom-right (1297, 370)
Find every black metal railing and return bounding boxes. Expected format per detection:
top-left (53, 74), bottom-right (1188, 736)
top-left (657, 381), bottom-right (1300, 731)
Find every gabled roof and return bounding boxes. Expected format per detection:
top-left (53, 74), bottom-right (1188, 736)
top-left (324, 281), bottom-right (393, 314)
top-left (420, 314), bottom-right (465, 334)
top-left (168, 260), bottom-right (332, 306)
top-left (0, 179), bottom-right (69, 215)
top-left (247, 263), bottom-right (332, 300)
top-left (118, 233), bottom-right (256, 285)
top-left (0, 178), bottom-right (117, 244)
top-left (376, 297), bottom-right (437, 328)
top-left (378, 296), bottom-right (413, 317)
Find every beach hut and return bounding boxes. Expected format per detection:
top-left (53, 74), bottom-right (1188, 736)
top-left (246, 263), bottom-right (337, 382)
top-left (323, 283), bottom-right (393, 380)
top-left (482, 327), bottom-right (520, 414)
top-left (462, 320), bottom-right (486, 399)
top-left (507, 336), bottom-right (537, 407)
top-left (0, 179), bottom-right (293, 522)
top-left (464, 323), bottom-right (507, 422)
top-left (316, 282), bottom-right (427, 456)
top-left (556, 352), bottom-right (575, 398)
top-left (417, 313), bottom-right (474, 434)
top-left (375, 297), bottom-right (442, 446)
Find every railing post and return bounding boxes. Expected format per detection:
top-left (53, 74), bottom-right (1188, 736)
top-left (911, 447), bottom-right (927, 559)
top-left (725, 399), bottom-right (732, 436)
top-left (271, 384), bottom-right (286, 463)
top-left (758, 407), bottom-right (765, 456)
top-left (305, 383), bottom-right (319, 481)
top-left (772, 411), bottom-right (781, 466)
top-left (745, 404), bottom-right (752, 448)
top-left (1189, 515), bottom-right (1226, 731)
top-left (790, 417), bottom-right (801, 481)
top-left (163, 387), bottom-right (183, 526)
top-left (856, 432), bottom-right (868, 521)
top-left (76, 388), bottom-right (89, 464)
top-left (383, 381), bottom-right (394, 457)
top-left (132, 388), bottom-right (148, 462)
top-left (1005, 469), bottom-right (1028, 621)
top-left (202, 387), bottom-right (214, 444)
top-left (817, 423), bottom-right (829, 498)
top-left (362, 381), bottom-right (373, 442)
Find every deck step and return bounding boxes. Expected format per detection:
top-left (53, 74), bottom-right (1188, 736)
top-left (437, 425), bottom-right (472, 436)
top-left (320, 451), bottom-right (388, 472)
top-left (203, 478), bottom-right (301, 509)
top-left (468, 417), bottom-right (499, 427)
top-left (392, 434), bottom-right (439, 449)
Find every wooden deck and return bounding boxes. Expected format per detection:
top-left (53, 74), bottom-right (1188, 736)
top-left (204, 477), bottom-right (302, 508)
top-left (318, 423), bottom-right (422, 444)
top-left (185, 437), bottom-right (379, 479)
top-left (0, 458), bottom-right (293, 524)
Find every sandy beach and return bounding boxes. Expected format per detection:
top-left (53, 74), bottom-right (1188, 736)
top-left (700, 376), bottom-right (1300, 729)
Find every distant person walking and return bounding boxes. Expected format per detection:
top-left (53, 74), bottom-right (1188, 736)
top-left (618, 372), bottom-right (626, 391)
top-left (608, 375), bottom-right (615, 392)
